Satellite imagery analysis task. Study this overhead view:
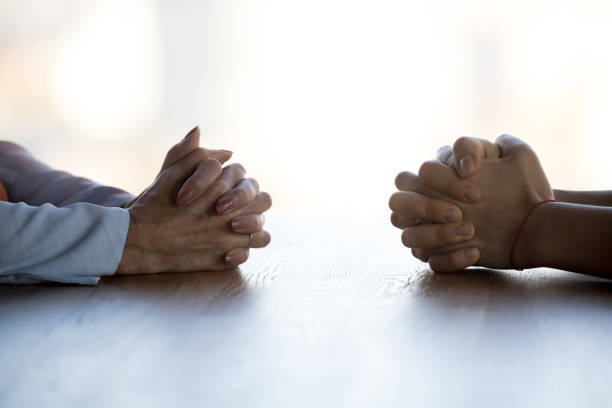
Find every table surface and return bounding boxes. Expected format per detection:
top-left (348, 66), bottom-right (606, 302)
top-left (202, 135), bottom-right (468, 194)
top-left (2, 214), bottom-right (612, 407)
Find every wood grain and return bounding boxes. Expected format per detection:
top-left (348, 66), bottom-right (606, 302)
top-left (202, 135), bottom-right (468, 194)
top-left (2, 213), bottom-right (612, 407)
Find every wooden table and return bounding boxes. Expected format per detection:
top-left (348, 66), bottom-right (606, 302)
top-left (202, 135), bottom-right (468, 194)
top-left (2, 214), bottom-right (612, 407)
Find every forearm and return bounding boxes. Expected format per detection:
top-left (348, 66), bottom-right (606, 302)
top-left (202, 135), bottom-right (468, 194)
top-left (0, 201), bottom-right (129, 284)
top-left (515, 201), bottom-right (612, 278)
top-left (553, 189), bottom-right (612, 207)
top-left (0, 141), bottom-right (133, 207)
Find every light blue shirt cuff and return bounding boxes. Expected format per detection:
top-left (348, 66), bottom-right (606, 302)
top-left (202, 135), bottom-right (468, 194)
top-left (0, 202), bottom-right (130, 285)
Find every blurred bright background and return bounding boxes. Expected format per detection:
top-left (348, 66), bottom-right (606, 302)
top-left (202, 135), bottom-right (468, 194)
top-left (2, 0), bottom-right (612, 214)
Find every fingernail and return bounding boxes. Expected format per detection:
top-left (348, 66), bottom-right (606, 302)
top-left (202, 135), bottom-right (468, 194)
top-left (219, 149), bottom-right (233, 154)
top-left (443, 208), bottom-right (461, 223)
top-left (231, 218), bottom-right (248, 232)
top-left (217, 199), bottom-right (235, 214)
top-left (462, 187), bottom-right (481, 202)
top-left (464, 248), bottom-right (478, 259)
top-left (225, 254), bottom-right (235, 264)
top-left (455, 223), bottom-right (472, 237)
top-left (459, 155), bottom-right (475, 175)
top-left (184, 125), bottom-right (199, 139)
top-left (177, 190), bottom-right (194, 206)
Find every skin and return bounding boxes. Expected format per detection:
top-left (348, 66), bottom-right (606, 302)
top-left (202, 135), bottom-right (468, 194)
top-left (390, 134), bottom-right (612, 279)
top-left (115, 126), bottom-right (272, 274)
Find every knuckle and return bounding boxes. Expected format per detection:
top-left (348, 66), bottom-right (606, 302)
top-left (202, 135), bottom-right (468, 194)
top-left (209, 180), bottom-right (230, 197)
top-left (401, 228), bottom-right (414, 247)
top-left (230, 162), bottom-right (246, 176)
top-left (390, 212), bottom-right (400, 228)
top-left (388, 192), bottom-right (401, 211)
top-left (417, 161), bottom-right (434, 179)
top-left (436, 145), bottom-right (452, 162)
top-left (422, 201), bottom-right (436, 221)
top-left (453, 136), bottom-right (471, 150)
top-left (259, 191), bottom-right (272, 209)
top-left (231, 186), bottom-right (249, 203)
top-left (204, 157), bottom-right (222, 172)
top-left (435, 225), bottom-right (453, 244)
top-left (411, 248), bottom-right (427, 262)
top-left (158, 167), bottom-right (174, 181)
top-left (245, 177), bottom-right (259, 193)
top-left (395, 171), bottom-right (410, 189)
top-left (449, 179), bottom-right (468, 198)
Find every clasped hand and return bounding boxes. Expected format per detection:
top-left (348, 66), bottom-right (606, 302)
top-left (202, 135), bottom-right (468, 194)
top-left (390, 134), bottom-right (553, 272)
top-left (116, 126), bottom-right (272, 274)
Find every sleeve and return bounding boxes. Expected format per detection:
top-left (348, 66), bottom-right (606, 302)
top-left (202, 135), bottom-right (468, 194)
top-left (0, 141), bottom-right (135, 207)
top-left (0, 201), bottom-right (130, 285)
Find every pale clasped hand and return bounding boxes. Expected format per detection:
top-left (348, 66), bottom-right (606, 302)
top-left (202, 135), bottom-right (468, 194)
top-left (116, 127), bottom-right (272, 275)
top-left (390, 134), bottom-right (553, 272)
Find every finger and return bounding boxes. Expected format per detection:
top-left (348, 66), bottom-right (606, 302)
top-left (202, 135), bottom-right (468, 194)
top-left (162, 126), bottom-right (233, 170)
top-left (412, 248), bottom-right (428, 262)
top-left (452, 136), bottom-right (501, 178)
top-left (389, 191), bottom-right (462, 223)
top-left (395, 171), bottom-right (421, 191)
top-left (390, 212), bottom-right (423, 229)
top-left (192, 163), bottom-right (246, 211)
top-left (410, 241), bottom-right (471, 259)
top-left (428, 247), bottom-right (480, 272)
top-left (164, 147), bottom-right (223, 186)
top-left (230, 213), bottom-right (265, 234)
top-left (436, 145), bottom-right (456, 170)
top-left (495, 134), bottom-right (534, 158)
top-left (394, 171), bottom-right (446, 201)
top-left (401, 222), bottom-right (475, 249)
top-left (224, 248), bottom-right (250, 266)
top-left (226, 230), bottom-right (272, 251)
top-left (436, 145), bottom-right (454, 166)
top-left (216, 177), bottom-right (260, 215)
top-left (418, 160), bottom-right (482, 203)
top-left (227, 192), bottom-right (273, 218)
top-left (176, 158), bottom-right (223, 206)
top-left (248, 230), bottom-right (272, 248)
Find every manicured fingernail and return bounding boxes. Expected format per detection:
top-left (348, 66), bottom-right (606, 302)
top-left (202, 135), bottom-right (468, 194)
top-left (455, 223), bottom-right (472, 237)
top-left (459, 155), bottom-right (475, 175)
top-left (184, 125), bottom-right (199, 139)
top-left (464, 248), bottom-right (478, 259)
top-left (443, 208), bottom-right (461, 223)
top-left (217, 199), bottom-right (235, 214)
top-left (225, 254), bottom-right (235, 264)
top-left (177, 190), bottom-right (194, 206)
top-left (231, 218), bottom-right (248, 232)
top-left (462, 187), bottom-right (481, 202)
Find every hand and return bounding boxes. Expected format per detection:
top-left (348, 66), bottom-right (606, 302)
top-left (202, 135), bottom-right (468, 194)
top-left (115, 130), bottom-right (272, 275)
top-left (389, 151), bottom-right (484, 269)
top-left (391, 134), bottom-right (554, 271)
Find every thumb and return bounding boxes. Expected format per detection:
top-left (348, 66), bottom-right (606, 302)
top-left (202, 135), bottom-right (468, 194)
top-left (452, 136), bottom-right (502, 178)
top-left (161, 126), bottom-right (233, 170)
top-left (162, 125), bottom-right (202, 170)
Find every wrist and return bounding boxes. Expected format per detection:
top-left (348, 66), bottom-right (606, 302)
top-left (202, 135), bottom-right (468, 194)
top-left (512, 200), bottom-right (557, 269)
top-left (115, 209), bottom-right (159, 275)
top-left (552, 189), bottom-right (567, 202)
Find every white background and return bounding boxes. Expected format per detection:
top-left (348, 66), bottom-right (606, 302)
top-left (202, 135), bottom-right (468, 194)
top-left (1, 0), bottom-right (611, 214)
